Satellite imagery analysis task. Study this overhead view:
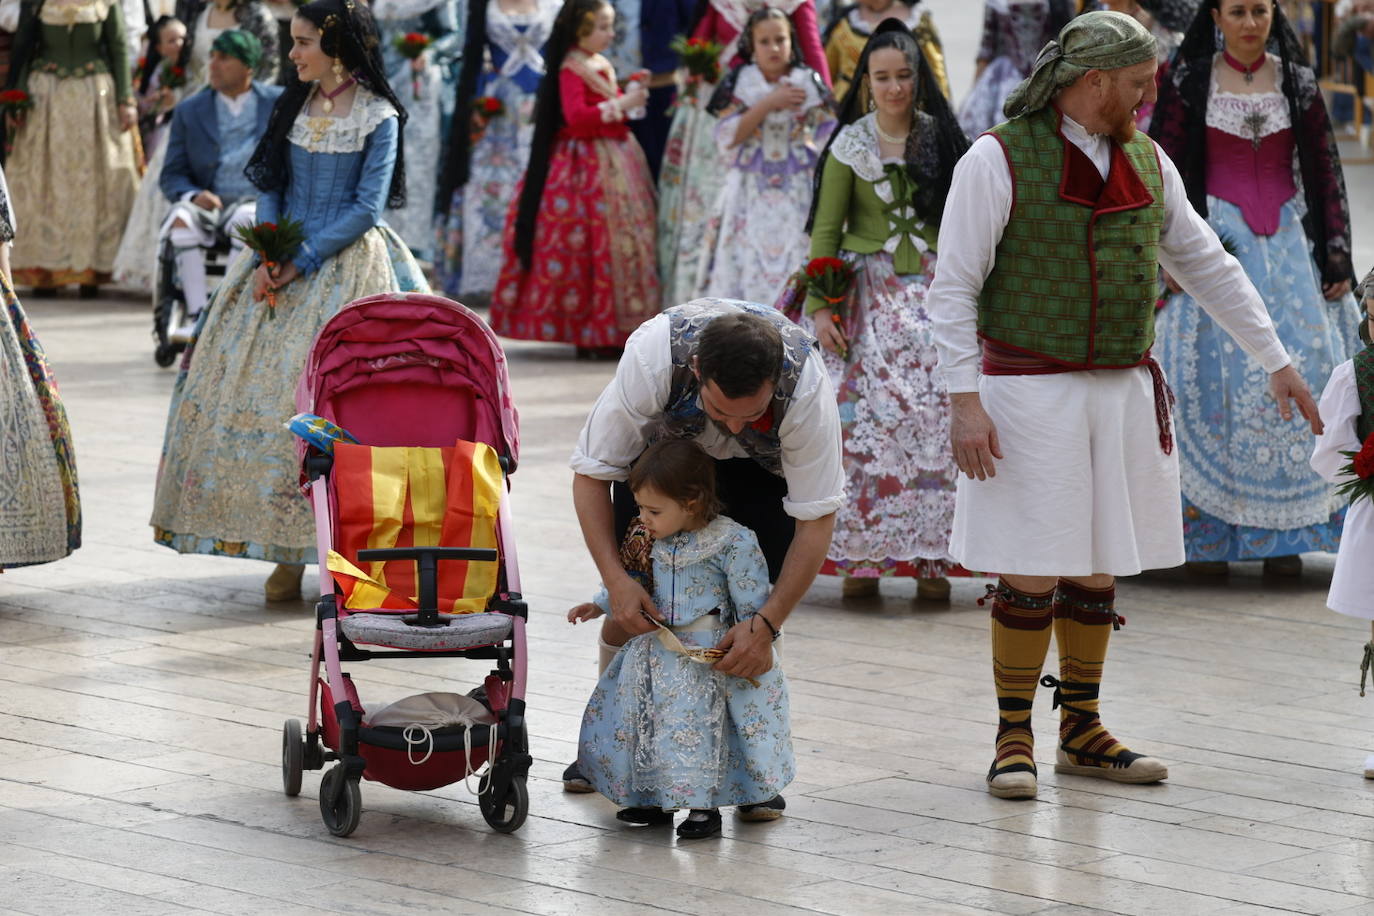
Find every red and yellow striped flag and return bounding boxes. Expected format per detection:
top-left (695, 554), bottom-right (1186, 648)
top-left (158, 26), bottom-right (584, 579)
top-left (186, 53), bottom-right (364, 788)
top-left (328, 440), bottom-right (503, 613)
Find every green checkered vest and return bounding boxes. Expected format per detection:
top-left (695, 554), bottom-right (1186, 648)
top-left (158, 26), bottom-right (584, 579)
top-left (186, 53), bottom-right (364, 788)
top-left (979, 109), bottom-right (1166, 368)
top-left (1355, 347), bottom-right (1374, 443)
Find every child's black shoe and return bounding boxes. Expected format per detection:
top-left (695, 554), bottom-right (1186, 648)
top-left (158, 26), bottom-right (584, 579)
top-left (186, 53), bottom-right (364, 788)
top-left (675, 809), bottom-right (721, 839)
top-left (616, 806), bottom-right (673, 825)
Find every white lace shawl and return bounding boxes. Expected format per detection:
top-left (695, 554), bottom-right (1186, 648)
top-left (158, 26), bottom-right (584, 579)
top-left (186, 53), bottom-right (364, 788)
top-left (828, 113), bottom-right (932, 255)
top-left (487, 0), bottom-right (560, 79)
top-left (287, 86), bottom-right (398, 154)
top-left (40, 0), bottom-right (112, 25)
top-left (1206, 53), bottom-right (1292, 140)
top-left (651, 516), bottom-right (742, 572)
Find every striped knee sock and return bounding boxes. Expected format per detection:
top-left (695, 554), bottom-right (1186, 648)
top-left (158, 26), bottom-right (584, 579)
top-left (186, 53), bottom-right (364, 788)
top-left (1048, 580), bottom-right (1142, 768)
top-left (989, 580), bottom-right (1056, 778)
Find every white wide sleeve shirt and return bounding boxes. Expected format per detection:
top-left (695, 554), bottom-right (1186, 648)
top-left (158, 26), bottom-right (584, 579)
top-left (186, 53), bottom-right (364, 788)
top-left (569, 313), bottom-right (846, 521)
top-left (928, 113), bottom-right (1292, 394)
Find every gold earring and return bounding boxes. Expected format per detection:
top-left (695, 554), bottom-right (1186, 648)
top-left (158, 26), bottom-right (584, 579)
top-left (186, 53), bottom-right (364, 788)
top-left (332, 57), bottom-right (345, 81)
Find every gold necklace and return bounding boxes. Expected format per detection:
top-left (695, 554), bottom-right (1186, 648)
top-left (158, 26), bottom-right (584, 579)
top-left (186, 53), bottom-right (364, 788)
top-left (873, 116), bottom-right (908, 144)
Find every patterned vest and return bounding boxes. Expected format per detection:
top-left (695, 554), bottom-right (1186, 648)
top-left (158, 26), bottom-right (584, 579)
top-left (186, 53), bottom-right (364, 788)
top-left (1355, 346), bottom-right (1374, 444)
top-left (660, 299), bottom-right (816, 477)
top-left (979, 108), bottom-right (1166, 368)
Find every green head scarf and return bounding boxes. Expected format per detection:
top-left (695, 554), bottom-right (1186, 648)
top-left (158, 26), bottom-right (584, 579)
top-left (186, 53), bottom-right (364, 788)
top-left (1003, 11), bottom-right (1157, 120)
top-left (211, 29), bottom-right (263, 72)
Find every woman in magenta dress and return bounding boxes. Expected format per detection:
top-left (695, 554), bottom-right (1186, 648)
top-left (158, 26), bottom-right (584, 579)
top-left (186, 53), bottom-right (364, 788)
top-left (489, 0), bottom-right (658, 356)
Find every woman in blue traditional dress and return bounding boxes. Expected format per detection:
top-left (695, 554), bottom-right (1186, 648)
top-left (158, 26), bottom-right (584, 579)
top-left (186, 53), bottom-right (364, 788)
top-left (1151, 0), bottom-right (1362, 576)
top-left (150, 0), bottom-right (428, 601)
top-left (435, 0), bottom-right (558, 300)
top-left (0, 166), bottom-right (82, 570)
top-left (373, 0), bottom-right (463, 264)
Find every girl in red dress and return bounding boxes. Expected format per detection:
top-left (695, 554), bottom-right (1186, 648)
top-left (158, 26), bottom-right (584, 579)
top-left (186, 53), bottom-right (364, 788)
top-left (490, 0), bottom-right (659, 356)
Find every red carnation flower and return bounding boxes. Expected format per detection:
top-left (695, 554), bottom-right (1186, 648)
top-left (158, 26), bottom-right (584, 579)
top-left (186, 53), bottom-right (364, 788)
top-left (263, 222), bottom-right (278, 231)
top-left (1355, 435), bottom-right (1374, 479)
top-left (482, 97), bottom-right (500, 113)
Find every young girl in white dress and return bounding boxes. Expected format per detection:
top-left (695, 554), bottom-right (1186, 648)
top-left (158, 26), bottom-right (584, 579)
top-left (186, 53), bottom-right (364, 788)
top-left (697, 6), bottom-right (835, 304)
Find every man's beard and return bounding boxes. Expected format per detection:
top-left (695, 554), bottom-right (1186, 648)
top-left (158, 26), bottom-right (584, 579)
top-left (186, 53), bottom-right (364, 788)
top-left (1101, 85), bottom-right (1140, 144)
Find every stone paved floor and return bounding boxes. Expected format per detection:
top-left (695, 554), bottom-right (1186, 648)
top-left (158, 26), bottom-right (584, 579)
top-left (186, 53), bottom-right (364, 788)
top-left (6, 3), bottom-right (1374, 909)
top-left (6, 284), bottom-right (1374, 916)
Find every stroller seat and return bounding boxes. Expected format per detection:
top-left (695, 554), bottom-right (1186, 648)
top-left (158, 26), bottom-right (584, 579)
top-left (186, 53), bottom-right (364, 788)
top-left (340, 611), bottom-right (513, 651)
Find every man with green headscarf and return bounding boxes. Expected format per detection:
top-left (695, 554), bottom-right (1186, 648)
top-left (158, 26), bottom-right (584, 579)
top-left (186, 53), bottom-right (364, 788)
top-left (160, 29), bottom-right (284, 340)
top-left (927, 11), bottom-right (1322, 801)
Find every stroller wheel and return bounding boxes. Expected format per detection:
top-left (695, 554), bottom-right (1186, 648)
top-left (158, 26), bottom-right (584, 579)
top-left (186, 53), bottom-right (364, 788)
top-left (153, 343), bottom-right (178, 368)
top-left (478, 773), bottom-right (528, 834)
top-left (281, 719), bottom-right (304, 797)
top-left (319, 764), bottom-right (362, 837)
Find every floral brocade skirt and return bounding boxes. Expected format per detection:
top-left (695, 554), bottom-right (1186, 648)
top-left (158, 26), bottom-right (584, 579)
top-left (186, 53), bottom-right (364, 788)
top-left (8, 71), bottom-right (138, 287)
top-left (436, 75), bottom-right (536, 300)
top-left (150, 227), bottom-right (428, 564)
top-left (0, 278), bottom-right (81, 568)
top-left (489, 134), bottom-right (659, 348)
top-left (578, 624), bottom-right (794, 810)
top-left (1156, 196), bottom-right (1360, 561)
top-left (112, 135), bottom-right (171, 292)
top-left (778, 250), bottom-right (963, 578)
top-left (655, 90), bottom-right (723, 310)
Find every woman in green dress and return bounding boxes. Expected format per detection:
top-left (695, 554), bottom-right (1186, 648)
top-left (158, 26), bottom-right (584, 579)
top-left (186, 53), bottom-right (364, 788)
top-left (3, 0), bottom-right (140, 296)
top-left (780, 19), bottom-right (966, 599)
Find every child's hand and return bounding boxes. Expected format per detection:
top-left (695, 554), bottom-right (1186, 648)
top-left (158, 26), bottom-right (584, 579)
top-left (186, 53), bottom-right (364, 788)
top-left (768, 84), bottom-right (807, 112)
top-left (567, 602), bottom-right (605, 624)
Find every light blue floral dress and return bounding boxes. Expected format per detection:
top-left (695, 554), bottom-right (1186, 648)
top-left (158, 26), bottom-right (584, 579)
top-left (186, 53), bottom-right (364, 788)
top-left (150, 87), bottom-right (429, 564)
top-left (1155, 82), bottom-right (1363, 561)
top-left (578, 516), bottom-right (795, 810)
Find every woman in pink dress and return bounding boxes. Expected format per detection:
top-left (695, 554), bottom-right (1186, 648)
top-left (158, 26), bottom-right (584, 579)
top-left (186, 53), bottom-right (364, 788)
top-left (490, 0), bottom-right (658, 357)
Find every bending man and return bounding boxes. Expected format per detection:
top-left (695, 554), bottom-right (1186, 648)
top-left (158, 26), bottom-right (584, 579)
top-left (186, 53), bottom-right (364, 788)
top-left (566, 298), bottom-right (844, 819)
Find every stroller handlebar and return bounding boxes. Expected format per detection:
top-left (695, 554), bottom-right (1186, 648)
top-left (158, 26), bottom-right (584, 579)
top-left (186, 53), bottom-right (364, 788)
top-left (356, 547), bottom-right (499, 563)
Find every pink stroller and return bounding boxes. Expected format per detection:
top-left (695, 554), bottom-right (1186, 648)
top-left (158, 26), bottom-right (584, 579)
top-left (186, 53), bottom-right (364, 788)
top-left (280, 293), bottom-right (530, 838)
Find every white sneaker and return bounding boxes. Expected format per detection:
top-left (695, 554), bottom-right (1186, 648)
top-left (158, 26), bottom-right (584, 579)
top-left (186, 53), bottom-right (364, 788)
top-left (170, 321), bottom-right (198, 343)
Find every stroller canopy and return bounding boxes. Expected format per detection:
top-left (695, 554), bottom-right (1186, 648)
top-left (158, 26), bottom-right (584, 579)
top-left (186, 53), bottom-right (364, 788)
top-left (296, 293), bottom-right (520, 463)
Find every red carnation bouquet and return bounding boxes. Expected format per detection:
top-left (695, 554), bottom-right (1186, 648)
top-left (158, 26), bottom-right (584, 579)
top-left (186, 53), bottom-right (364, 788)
top-left (0, 89), bottom-right (34, 153)
top-left (159, 60), bottom-right (187, 90)
top-left (469, 95), bottom-right (504, 143)
top-left (393, 31), bottom-right (431, 99)
top-left (670, 34), bottom-right (723, 91)
top-left (234, 217), bottom-right (306, 315)
top-left (803, 256), bottom-right (856, 359)
top-left (804, 256), bottom-right (855, 308)
top-left (0, 89), bottom-right (34, 116)
top-left (1336, 433), bottom-right (1374, 506)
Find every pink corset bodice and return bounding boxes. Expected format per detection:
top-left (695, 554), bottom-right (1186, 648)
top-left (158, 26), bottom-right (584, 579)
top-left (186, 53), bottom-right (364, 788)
top-left (1204, 78), bottom-right (1294, 236)
top-left (1204, 126), bottom-right (1296, 236)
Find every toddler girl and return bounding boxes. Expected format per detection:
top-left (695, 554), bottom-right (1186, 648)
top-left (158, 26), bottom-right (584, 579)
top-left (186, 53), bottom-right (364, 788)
top-left (569, 438), bottom-right (794, 839)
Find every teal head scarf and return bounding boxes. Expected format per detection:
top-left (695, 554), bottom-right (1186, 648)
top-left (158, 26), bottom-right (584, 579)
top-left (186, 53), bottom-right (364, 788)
top-left (1003, 11), bottom-right (1157, 120)
top-left (211, 29), bottom-right (264, 72)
